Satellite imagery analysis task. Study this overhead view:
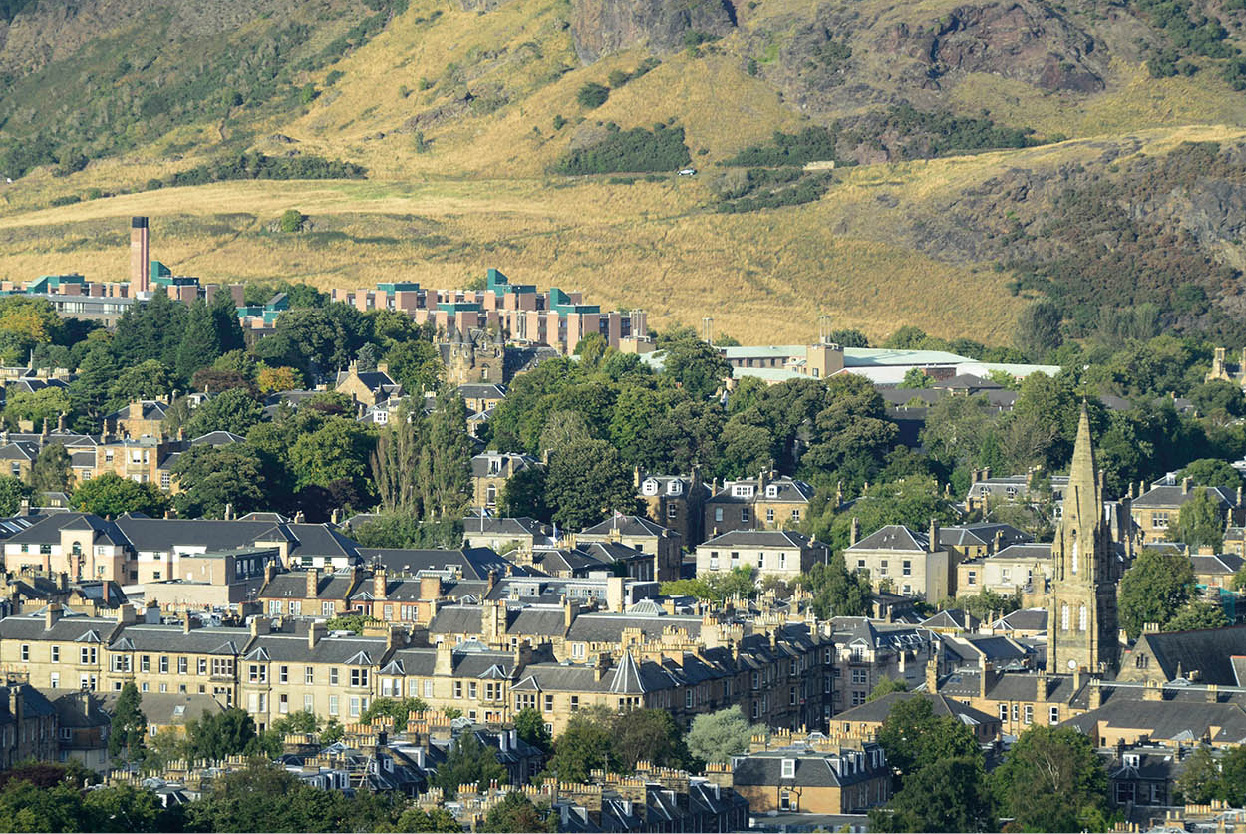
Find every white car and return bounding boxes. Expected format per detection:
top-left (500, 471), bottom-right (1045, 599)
top-left (678, 168), bottom-right (697, 176)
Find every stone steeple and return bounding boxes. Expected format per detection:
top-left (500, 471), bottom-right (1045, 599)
top-left (1048, 402), bottom-right (1120, 674)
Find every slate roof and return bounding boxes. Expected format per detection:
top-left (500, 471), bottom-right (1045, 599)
top-left (846, 525), bottom-right (930, 553)
top-left (989, 608), bottom-right (1048, 632)
top-left (103, 691), bottom-right (224, 726)
top-left (361, 547), bottom-right (520, 581)
top-left (104, 400), bottom-right (170, 423)
top-left (106, 624), bottom-right (249, 655)
top-left (470, 451), bottom-right (540, 479)
top-left (939, 523), bottom-right (1031, 549)
top-left (457, 383), bottom-right (507, 400)
top-left (732, 746), bottom-right (886, 788)
top-left (0, 612), bottom-right (116, 643)
top-left (710, 476), bottom-right (813, 504)
top-left (700, 530), bottom-right (820, 549)
top-left (335, 369), bottom-right (401, 396)
top-left (190, 431), bottom-right (246, 446)
top-left (1130, 625), bottom-right (1246, 685)
top-left (1133, 485), bottom-right (1238, 509)
top-left (4, 513), bottom-right (127, 547)
top-left (528, 547), bottom-right (610, 575)
top-left (0, 683), bottom-right (55, 722)
top-left (990, 543), bottom-right (1053, 561)
top-left (260, 571), bottom-right (359, 601)
top-left (1192, 553), bottom-right (1245, 576)
top-left (1061, 695), bottom-right (1246, 745)
top-left (565, 612), bottom-right (703, 644)
top-left (920, 609), bottom-right (980, 631)
top-left (579, 515), bottom-right (674, 538)
top-left (461, 516), bottom-right (553, 539)
top-left (246, 633), bottom-right (389, 664)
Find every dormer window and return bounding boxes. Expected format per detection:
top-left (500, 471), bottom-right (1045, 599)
top-left (781, 758), bottom-right (795, 779)
top-left (765, 484), bottom-right (779, 498)
top-left (667, 481), bottom-right (683, 496)
top-left (732, 485), bottom-right (754, 498)
top-left (642, 479), bottom-right (659, 496)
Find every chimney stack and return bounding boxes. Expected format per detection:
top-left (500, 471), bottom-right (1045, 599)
top-left (130, 217), bottom-right (150, 293)
top-left (306, 568), bottom-right (319, 599)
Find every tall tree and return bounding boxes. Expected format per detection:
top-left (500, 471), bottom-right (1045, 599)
top-left (113, 291), bottom-right (187, 369)
top-left (1118, 547), bottom-right (1196, 639)
top-left (107, 682), bottom-right (148, 764)
top-left (428, 389), bottom-right (472, 519)
top-left (513, 707), bottom-right (552, 753)
top-left (871, 756), bottom-right (997, 833)
top-left (989, 725), bottom-right (1110, 832)
top-left (660, 335), bottom-right (732, 399)
top-left (545, 711), bottom-right (620, 782)
top-left (613, 708), bottom-right (688, 772)
top-left (70, 341), bottom-right (120, 427)
top-left (371, 404), bottom-right (427, 515)
top-left (876, 696), bottom-right (981, 789)
top-left (686, 706), bottom-right (757, 765)
top-left (0, 476), bottom-right (31, 516)
top-left (72, 473), bottom-right (167, 518)
top-left (29, 443), bottom-right (70, 495)
top-left (545, 438), bottom-right (637, 530)
top-left (208, 290), bottom-right (246, 356)
top-left (434, 732), bottom-right (507, 798)
top-left (1170, 487), bottom-right (1228, 552)
top-left (175, 300), bottom-right (222, 382)
top-left (1014, 301), bottom-right (1064, 361)
top-left (182, 388), bottom-right (266, 438)
top-left (172, 444), bottom-right (267, 519)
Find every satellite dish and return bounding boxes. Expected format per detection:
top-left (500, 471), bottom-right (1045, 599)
top-left (1067, 659), bottom-right (1077, 670)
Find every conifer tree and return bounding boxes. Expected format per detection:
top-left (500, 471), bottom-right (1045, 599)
top-left (176, 300), bottom-right (221, 382)
top-left (108, 682), bottom-right (148, 764)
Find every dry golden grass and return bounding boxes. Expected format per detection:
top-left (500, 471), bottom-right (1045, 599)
top-left (0, 167), bottom-right (1025, 344)
top-left (4, 0), bottom-right (1246, 346)
top-left (6, 123), bottom-right (1245, 342)
top-left (949, 59), bottom-right (1246, 139)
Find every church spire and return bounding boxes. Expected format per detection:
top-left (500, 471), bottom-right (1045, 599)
top-left (1048, 399), bottom-right (1119, 674)
top-left (1067, 400), bottom-right (1099, 527)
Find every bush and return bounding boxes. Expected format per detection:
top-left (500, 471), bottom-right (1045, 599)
top-left (554, 124), bottom-right (691, 174)
top-left (279, 209), bottom-right (307, 233)
top-left (576, 82), bottom-right (610, 108)
top-left (151, 152), bottom-right (366, 190)
top-left (716, 170), bottom-right (833, 213)
top-left (726, 126), bottom-right (840, 167)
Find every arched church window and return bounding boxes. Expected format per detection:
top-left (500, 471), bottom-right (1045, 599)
top-left (1061, 603), bottom-right (1069, 631)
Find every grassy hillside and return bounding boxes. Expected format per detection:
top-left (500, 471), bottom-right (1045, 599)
top-left (2, 0), bottom-right (1246, 344)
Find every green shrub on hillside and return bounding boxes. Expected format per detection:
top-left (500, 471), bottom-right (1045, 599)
top-left (576, 83), bottom-right (610, 108)
top-left (554, 124), bottom-right (691, 174)
top-left (153, 153), bottom-right (366, 190)
top-left (726, 127), bottom-right (841, 167)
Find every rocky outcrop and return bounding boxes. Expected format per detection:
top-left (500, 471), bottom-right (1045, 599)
top-left (571, 0), bottom-right (736, 63)
top-left (885, 0), bottom-right (1105, 92)
top-left (0, 0), bottom-right (305, 74)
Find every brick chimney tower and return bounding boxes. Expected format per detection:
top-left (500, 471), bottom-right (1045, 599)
top-left (130, 217), bottom-right (150, 293)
